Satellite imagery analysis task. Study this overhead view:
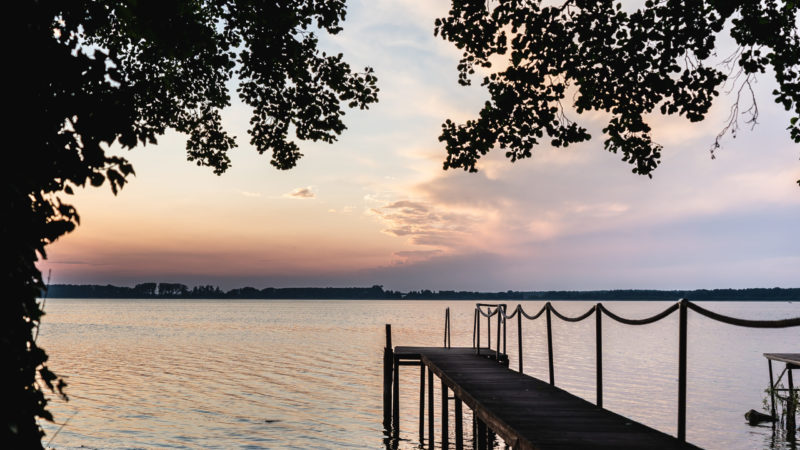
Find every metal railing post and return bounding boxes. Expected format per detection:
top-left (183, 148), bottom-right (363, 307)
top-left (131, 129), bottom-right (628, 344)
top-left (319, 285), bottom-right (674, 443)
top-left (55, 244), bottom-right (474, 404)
top-left (496, 307), bottom-right (501, 361)
top-left (383, 324), bottom-right (393, 427)
top-left (517, 306), bottom-right (523, 373)
top-left (444, 307), bottom-right (451, 348)
top-left (487, 308), bottom-right (491, 350)
top-left (678, 299), bottom-right (688, 441)
top-left (546, 302), bottom-right (554, 386)
top-left (476, 308), bottom-right (481, 356)
top-left (596, 304), bottom-right (603, 408)
top-left (502, 305), bottom-right (507, 355)
top-left (472, 309), bottom-right (477, 348)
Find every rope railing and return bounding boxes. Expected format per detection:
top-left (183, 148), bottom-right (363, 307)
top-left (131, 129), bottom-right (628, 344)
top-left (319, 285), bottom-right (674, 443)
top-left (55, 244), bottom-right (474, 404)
top-left (687, 301), bottom-right (800, 328)
top-left (518, 303), bottom-right (546, 320)
top-left (599, 302), bottom-right (680, 325)
top-left (549, 304), bottom-right (596, 322)
top-left (469, 298), bottom-right (800, 442)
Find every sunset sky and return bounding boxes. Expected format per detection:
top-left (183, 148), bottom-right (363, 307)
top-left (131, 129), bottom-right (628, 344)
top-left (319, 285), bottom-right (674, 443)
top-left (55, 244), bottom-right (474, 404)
top-left (38, 1), bottom-right (799, 291)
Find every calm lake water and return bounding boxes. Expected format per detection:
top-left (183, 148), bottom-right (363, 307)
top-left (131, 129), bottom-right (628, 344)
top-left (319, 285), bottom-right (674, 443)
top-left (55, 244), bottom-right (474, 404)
top-left (38, 299), bottom-right (798, 449)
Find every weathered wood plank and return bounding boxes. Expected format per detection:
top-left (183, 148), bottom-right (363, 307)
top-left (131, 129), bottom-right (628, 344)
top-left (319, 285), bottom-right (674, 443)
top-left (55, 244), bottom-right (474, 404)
top-left (764, 353), bottom-right (800, 367)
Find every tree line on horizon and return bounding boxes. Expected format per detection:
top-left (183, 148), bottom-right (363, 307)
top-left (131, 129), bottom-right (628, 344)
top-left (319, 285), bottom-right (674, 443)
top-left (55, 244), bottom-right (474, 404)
top-left (45, 283), bottom-right (403, 299)
top-left (44, 284), bottom-right (799, 301)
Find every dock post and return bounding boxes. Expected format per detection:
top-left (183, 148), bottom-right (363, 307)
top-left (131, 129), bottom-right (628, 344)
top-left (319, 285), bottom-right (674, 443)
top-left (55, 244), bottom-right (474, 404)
top-left (768, 359), bottom-right (776, 420)
top-left (441, 380), bottom-right (449, 448)
top-left (383, 324), bottom-right (393, 428)
top-left (444, 308), bottom-right (451, 348)
top-left (496, 308), bottom-right (501, 361)
top-left (472, 309), bottom-right (477, 349)
top-left (596, 304), bottom-right (603, 408)
top-left (476, 418), bottom-right (487, 450)
top-left (455, 398), bottom-right (463, 450)
top-left (472, 414), bottom-right (477, 449)
top-left (677, 299), bottom-right (688, 442)
top-left (428, 367), bottom-right (434, 449)
top-left (502, 305), bottom-right (507, 355)
top-left (419, 365), bottom-right (425, 444)
top-left (787, 365), bottom-right (796, 440)
top-left (487, 309), bottom-right (491, 350)
top-left (546, 302), bottom-right (555, 386)
top-left (476, 309), bottom-right (481, 356)
top-left (517, 308), bottom-right (523, 373)
top-left (393, 353), bottom-right (400, 437)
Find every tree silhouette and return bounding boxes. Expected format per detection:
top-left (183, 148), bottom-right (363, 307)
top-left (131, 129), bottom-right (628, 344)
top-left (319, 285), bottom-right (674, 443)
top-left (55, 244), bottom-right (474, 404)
top-left (435, 0), bottom-right (798, 184)
top-left (4, 1), bottom-right (377, 446)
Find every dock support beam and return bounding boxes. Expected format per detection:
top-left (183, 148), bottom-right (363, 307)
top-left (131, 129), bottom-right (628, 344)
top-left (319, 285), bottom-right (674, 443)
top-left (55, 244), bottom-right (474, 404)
top-left (419, 365), bottom-right (425, 444)
top-left (788, 366), bottom-right (796, 441)
top-left (472, 414), bottom-right (476, 449)
top-left (392, 354), bottom-right (399, 437)
top-left (768, 359), bottom-right (777, 420)
top-left (476, 418), bottom-right (487, 450)
top-left (441, 380), bottom-right (449, 448)
top-left (455, 398), bottom-right (463, 450)
top-left (383, 324), bottom-right (392, 429)
top-left (428, 366), bottom-right (434, 449)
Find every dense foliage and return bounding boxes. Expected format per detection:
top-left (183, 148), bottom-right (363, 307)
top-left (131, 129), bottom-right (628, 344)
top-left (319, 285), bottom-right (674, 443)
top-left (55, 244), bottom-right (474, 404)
top-left (435, 0), bottom-right (799, 183)
top-left (4, 1), bottom-right (377, 446)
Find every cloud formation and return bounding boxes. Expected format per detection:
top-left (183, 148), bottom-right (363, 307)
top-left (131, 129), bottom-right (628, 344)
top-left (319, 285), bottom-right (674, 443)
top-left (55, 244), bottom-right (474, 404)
top-left (286, 187), bottom-right (315, 199)
top-left (369, 199), bottom-right (484, 249)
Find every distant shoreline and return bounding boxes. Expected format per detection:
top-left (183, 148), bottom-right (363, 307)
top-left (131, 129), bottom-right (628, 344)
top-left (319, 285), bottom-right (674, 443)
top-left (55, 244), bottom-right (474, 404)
top-left (43, 284), bottom-right (799, 301)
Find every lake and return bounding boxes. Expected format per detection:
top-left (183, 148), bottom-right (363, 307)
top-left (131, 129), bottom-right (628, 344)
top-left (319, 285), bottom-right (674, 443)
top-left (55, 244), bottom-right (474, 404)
top-left (37, 299), bottom-right (798, 449)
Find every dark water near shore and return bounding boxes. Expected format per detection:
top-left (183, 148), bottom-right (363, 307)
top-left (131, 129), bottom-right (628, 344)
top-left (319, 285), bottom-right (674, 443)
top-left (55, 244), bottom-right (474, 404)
top-left (38, 299), bottom-right (798, 449)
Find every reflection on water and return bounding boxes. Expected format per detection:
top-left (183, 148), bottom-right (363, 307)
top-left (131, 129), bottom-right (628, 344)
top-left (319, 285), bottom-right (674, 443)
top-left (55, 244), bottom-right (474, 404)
top-left (38, 300), bottom-right (798, 449)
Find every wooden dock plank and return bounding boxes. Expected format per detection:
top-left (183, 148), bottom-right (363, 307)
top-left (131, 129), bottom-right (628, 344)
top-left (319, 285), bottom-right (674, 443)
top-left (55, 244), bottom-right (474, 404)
top-left (764, 353), bottom-right (800, 367)
top-left (396, 346), bottom-right (697, 450)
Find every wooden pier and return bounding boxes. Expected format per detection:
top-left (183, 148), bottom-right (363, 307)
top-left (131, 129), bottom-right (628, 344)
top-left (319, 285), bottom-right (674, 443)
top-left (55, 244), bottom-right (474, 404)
top-left (383, 301), bottom-right (800, 449)
top-left (387, 344), bottom-right (697, 449)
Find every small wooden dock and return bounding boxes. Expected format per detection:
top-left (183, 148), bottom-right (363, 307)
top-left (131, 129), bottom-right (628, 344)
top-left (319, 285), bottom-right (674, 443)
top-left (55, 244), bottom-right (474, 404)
top-left (764, 353), bottom-right (798, 433)
top-left (383, 302), bottom-right (800, 448)
top-left (388, 344), bottom-right (698, 449)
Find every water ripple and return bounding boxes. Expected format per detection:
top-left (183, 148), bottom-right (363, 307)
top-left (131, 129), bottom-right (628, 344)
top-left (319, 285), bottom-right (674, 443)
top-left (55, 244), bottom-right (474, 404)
top-left (38, 299), bottom-right (799, 449)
